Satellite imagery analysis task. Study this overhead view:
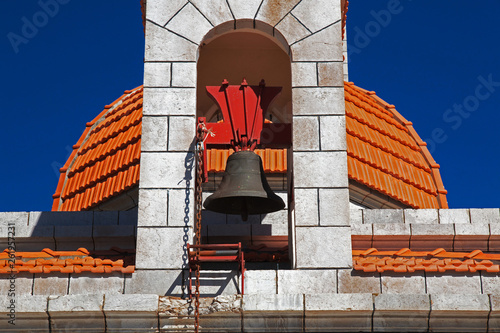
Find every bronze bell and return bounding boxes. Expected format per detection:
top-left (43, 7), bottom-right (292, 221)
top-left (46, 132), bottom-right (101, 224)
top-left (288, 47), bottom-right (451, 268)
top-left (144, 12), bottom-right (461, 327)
top-left (204, 151), bottom-right (285, 220)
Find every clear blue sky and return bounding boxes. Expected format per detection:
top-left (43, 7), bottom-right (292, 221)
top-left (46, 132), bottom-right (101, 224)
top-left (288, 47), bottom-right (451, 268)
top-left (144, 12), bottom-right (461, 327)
top-left (1, 1), bottom-right (499, 211)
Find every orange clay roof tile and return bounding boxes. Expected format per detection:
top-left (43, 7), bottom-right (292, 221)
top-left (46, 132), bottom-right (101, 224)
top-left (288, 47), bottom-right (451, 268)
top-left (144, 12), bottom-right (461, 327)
top-left (52, 82), bottom-right (447, 210)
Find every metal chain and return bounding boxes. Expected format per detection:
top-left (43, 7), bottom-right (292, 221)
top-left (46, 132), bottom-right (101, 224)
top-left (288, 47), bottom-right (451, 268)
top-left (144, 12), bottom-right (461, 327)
top-left (194, 142), bottom-right (203, 333)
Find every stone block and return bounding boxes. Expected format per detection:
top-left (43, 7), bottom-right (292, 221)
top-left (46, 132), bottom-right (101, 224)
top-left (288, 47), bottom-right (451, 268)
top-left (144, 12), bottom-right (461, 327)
top-left (93, 225), bottom-right (135, 250)
top-left (235, 18), bottom-right (253, 30)
top-left (426, 273), bottom-right (481, 294)
top-left (171, 62), bottom-right (196, 87)
top-left (104, 294), bottom-right (159, 332)
top-left (0, 211), bottom-right (29, 227)
top-left (350, 208), bottom-right (363, 224)
top-left (243, 293), bottom-right (303, 311)
top-left (292, 0), bottom-right (340, 33)
top-left (404, 209), bottom-right (438, 224)
top-left (454, 223), bottom-right (489, 252)
top-left (141, 116), bottom-right (169, 151)
top-left (373, 294), bottom-right (430, 332)
top-left (29, 211), bottom-right (93, 226)
top-left (14, 222), bottom-right (55, 251)
top-left (318, 62), bottom-right (344, 87)
top-left (351, 223), bottom-right (372, 235)
top-left (470, 208), bottom-right (500, 224)
top-left (305, 293), bottom-right (373, 332)
top-left (190, 0), bottom-right (233, 26)
top-left (261, 209), bottom-right (288, 226)
top-left (136, 227), bottom-right (191, 269)
top-left (69, 273), bottom-right (124, 295)
top-left (168, 116), bottom-right (196, 151)
top-left (145, 22), bottom-right (197, 61)
top-left (373, 223), bottom-right (410, 250)
top-left (119, 209), bottom-right (137, 225)
top-left (381, 272), bottom-right (426, 294)
top-left (294, 189), bottom-right (318, 226)
top-left (276, 14), bottom-right (310, 45)
top-left (295, 227), bottom-right (352, 268)
top-left (256, 0), bottom-right (300, 26)
top-left (291, 62), bottom-right (317, 87)
top-left (439, 209), bottom-right (470, 224)
top-left (140, 152), bottom-right (195, 189)
top-left (245, 270), bottom-right (276, 294)
top-left (166, 3), bottom-right (212, 44)
top-left (227, 0), bottom-right (262, 19)
top-left (54, 225), bottom-right (93, 251)
top-left (48, 294), bottom-right (105, 332)
top-left (293, 87), bottom-right (344, 115)
top-left (490, 224), bottom-right (500, 251)
top-left (489, 295), bottom-right (500, 333)
top-left (144, 62), bottom-right (171, 87)
top-left (291, 22), bottom-right (343, 61)
top-left (168, 189), bottom-right (194, 227)
top-left (143, 88), bottom-right (196, 116)
top-left (145, 0), bottom-right (186, 26)
top-left (293, 116), bottom-right (320, 151)
top-left (125, 269), bottom-right (187, 297)
top-left (319, 115), bottom-right (347, 151)
top-left (0, 294), bottom-right (49, 331)
top-left (294, 152), bottom-right (348, 188)
top-left (198, 270), bottom-right (241, 296)
top-left (318, 188), bottom-right (350, 226)
top-left (278, 270), bottom-right (336, 294)
top-left (410, 224), bottom-right (454, 251)
top-left (481, 273), bottom-right (500, 294)
top-left (364, 209), bottom-right (403, 224)
top-left (93, 211), bottom-right (119, 225)
top-left (138, 188), bottom-right (168, 227)
top-left (338, 269), bottom-right (380, 294)
top-left (429, 294), bottom-right (489, 332)
top-left (33, 273), bottom-right (69, 296)
top-left (0, 272), bottom-right (33, 295)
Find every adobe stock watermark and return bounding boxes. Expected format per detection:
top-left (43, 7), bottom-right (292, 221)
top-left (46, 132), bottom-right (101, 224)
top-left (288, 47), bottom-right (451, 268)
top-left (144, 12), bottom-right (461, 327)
top-left (6, 222), bottom-right (16, 326)
top-left (424, 74), bottom-right (500, 153)
top-left (348, 0), bottom-right (412, 61)
top-left (7, 0), bottom-right (71, 54)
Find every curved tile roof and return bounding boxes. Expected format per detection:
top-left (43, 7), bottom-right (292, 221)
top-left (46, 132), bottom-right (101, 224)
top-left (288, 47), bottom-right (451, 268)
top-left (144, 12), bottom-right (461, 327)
top-left (52, 83), bottom-right (447, 211)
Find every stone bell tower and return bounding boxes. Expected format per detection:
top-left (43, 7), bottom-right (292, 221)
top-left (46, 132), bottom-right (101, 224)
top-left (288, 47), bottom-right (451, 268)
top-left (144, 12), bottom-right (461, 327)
top-left (133, 0), bottom-right (351, 294)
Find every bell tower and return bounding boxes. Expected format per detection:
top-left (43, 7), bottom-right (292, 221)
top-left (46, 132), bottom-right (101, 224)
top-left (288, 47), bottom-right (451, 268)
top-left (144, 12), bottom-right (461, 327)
top-left (132, 0), bottom-right (351, 295)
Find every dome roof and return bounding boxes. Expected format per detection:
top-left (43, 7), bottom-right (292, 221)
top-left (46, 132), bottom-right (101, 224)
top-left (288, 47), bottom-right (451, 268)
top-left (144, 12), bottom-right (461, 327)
top-left (52, 83), bottom-right (447, 211)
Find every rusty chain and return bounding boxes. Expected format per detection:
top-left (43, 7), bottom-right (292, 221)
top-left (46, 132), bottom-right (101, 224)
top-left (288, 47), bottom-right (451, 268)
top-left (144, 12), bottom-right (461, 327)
top-left (194, 140), bottom-right (203, 333)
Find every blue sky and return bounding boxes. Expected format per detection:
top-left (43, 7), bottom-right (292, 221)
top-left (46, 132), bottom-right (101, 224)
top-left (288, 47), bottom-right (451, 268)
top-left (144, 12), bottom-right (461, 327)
top-left (1, 1), bottom-right (499, 211)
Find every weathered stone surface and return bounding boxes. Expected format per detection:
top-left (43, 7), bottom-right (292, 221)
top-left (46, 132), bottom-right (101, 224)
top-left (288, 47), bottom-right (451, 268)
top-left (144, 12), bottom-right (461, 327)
top-left (380, 272), bottom-right (426, 294)
top-left (0, 211), bottom-right (29, 227)
top-left (404, 209), bottom-right (438, 224)
top-left (143, 88), bottom-right (196, 116)
top-left (278, 270), bottom-right (336, 294)
top-left (190, 0), bottom-right (233, 27)
top-left (168, 116), bottom-right (196, 151)
top-left (0, 272), bottom-right (33, 295)
top-left (429, 294), bottom-right (489, 332)
top-left (364, 209), bottom-right (403, 224)
top-left (141, 116), bottom-right (169, 151)
top-left (293, 87), bottom-right (344, 115)
top-left (294, 152), bottom-right (348, 188)
top-left (261, 209), bottom-right (288, 226)
top-left (410, 224), bottom-right (454, 251)
top-left (0, 294), bottom-right (49, 331)
top-left (146, 0), bottom-right (186, 26)
top-left (48, 294), bottom-right (105, 332)
top-left (439, 209), bottom-right (470, 224)
top-left (69, 273), bottom-right (124, 295)
top-left (454, 223), bottom-right (489, 251)
top-left (470, 208), bottom-right (500, 224)
top-left (104, 294), bottom-right (158, 311)
top-left (479, 273), bottom-right (500, 294)
top-left (338, 269), bottom-right (380, 293)
top-left (350, 208), bottom-right (363, 224)
top-left (296, 227), bottom-right (352, 268)
top-left (253, 222), bottom-right (288, 236)
top-left (256, 0), bottom-right (300, 27)
top-left (373, 294), bottom-right (430, 332)
top-left (226, 0), bottom-right (261, 19)
top-left (168, 189), bottom-right (194, 227)
top-left (136, 227), bottom-right (191, 269)
top-left (293, 116), bottom-right (320, 150)
top-left (426, 273), bottom-right (481, 294)
top-left (33, 273), bottom-right (69, 296)
top-left (245, 270), bottom-right (276, 294)
top-left (276, 14), bottom-right (310, 45)
top-left (125, 269), bottom-right (187, 297)
top-left (29, 211), bottom-right (93, 226)
top-left (318, 188), bottom-right (350, 226)
top-left (294, 189), bottom-right (318, 226)
top-left (318, 62), bottom-right (344, 87)
top-left (351, 223), bottom-right (372, 235)
top-left (138, 189), bottom-right (168, 227)
top-left (171, 62), bottom-right (196, 87)
top-left (243, 294), bottom-right (303, 311)
top-left (166, 3), bottom-right (213, 44)
top-left (291, 23), bottom-right (342, 61)
top-left (140, 152), bottom-right (195, 189)
top-left (320, 115), bottom-right (346, 151)
top-left (372, 224), bottom-right (410, 250)
top-left (145, 22), bottom-right (197, 62)
top-left (198, 270), bottom-right (241, 296)
top-left (292, 0), bottom-right (340, 33)
top-left (104, 294), bottom-right (159, 332)
top-left (144, 62), bottom-right (171, 87)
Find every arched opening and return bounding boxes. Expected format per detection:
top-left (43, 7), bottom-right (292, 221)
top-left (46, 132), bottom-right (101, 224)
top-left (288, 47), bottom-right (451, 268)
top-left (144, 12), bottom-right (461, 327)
top-left (196, 28), bottom-right (293, 267)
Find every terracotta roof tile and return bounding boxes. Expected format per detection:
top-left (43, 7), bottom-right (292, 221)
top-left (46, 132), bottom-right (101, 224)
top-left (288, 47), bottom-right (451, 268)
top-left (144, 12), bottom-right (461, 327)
top-left (0, 248), bottom-right (134, 274)
top-left (52, 82), bottom-right (447, 210)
